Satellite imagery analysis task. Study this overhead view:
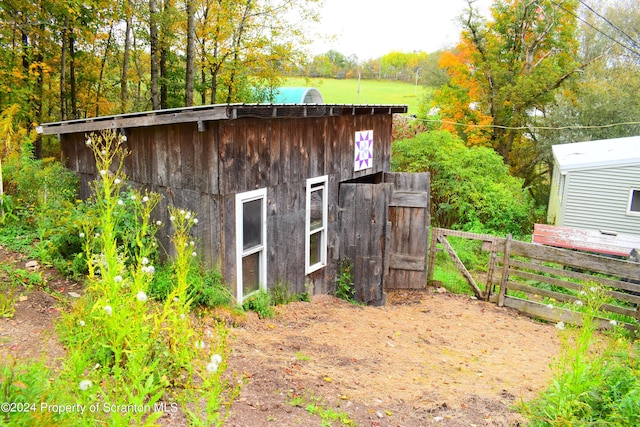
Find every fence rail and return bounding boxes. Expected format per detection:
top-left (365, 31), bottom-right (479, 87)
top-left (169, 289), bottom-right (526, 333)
top-left (428, 228), bottom-right (640, 331)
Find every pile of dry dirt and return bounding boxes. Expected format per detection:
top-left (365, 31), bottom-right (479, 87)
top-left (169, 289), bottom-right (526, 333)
top-left (1, 245), bottom-right (560, 426)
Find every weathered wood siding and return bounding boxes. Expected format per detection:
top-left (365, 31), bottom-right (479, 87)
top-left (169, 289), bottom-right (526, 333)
top-left (560, 165), bottom-right (640, 236)
top-left (59, 112), bottom-right (395, 297)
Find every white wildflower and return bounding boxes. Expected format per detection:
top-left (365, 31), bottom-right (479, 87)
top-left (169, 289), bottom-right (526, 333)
top-left (547, 304), bottom-right (554, 309)
top-left (609, 319), bottom-right (618, 326)
top-left (192, 251), bottom-right (197, 257)
top-left (120, 135), bottom-right (128, 143)
top-left (114, 178), bottom-right (121, 184)
top-left (206, 354), bottom-right (222, 373)
top-left (130, 194), bottom-right (136, 200)
top-left (117, 199), bottom-right (124, 206)
top-left (79, 379), bottom-right (93, 391)
top-left (100, 170), bottom-right (107, 176)
top-left (555, 321), bottom-right (565, 330)
top-left (141, 257), bottom-right (149, 265)
top-left (590, 286), bottom-right (598, 293)
top-left (170, 216), bottom-right (176, 222)
top-left (185, 211), bottom-right (191, 219)
top-left (78, 320), bottom-right (86, 327)
top-left (85, 138), bottom-right (92, 146)
top-left (574, 300), bottom-right (584, 307)
top-left (114, 275), bottom-right (123, 283)
top-left (189, 241), bottom-right (195, 246)
top-left (193, 218), bottom-right (198, 224)
top-left (100, 150), bottom-right (106, 156)
top-left (195, 340), bottom-right (206, 349)
top-left (145, 265), bottom-right (155, 274)
top-left (79, 232), bottom-right (85, 238)
top-left (142, 196), bottom-right (149, 203)
top-left (579, 290), bottom-right (587, 296)
top-left (94, 232), bottom-right (100, 238)
top-left (103, 305), bottom-right (113, 316)
top-left (156, 220), bottom-right (163, 226)
top-left (136, 291), bottom-right (148, 303)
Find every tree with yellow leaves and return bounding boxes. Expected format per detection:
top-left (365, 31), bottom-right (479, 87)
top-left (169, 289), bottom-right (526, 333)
top-left (433, 0), bottom-right (581, 188)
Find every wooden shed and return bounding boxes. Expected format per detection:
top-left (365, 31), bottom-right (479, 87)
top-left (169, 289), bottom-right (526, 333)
top-left (547, 136), bottom-right (640, 236)
top-left (37, 104), bottom-right (430, 305)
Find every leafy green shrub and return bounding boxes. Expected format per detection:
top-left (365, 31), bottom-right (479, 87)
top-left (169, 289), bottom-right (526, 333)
top-left (242, 290), bottom-right (274, 318)
top-left (335, 258), bottom-right (356, 302)
top-left (392, 130), bottom-right (534, 237)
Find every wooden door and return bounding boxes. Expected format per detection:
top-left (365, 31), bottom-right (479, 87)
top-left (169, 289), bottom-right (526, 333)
top-left (338, 172), bottom-right (430, 305)
top-left (338, 181), bottom-right (393, 306)
top-left (383, 173), bottom-right (430, 289)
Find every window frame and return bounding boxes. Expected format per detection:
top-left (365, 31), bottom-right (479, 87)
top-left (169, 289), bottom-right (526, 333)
top-left (305, 175), bottom-right (329, 274)
top-left (627, 188), bottom-right (640, 216)
top-left (235, 188), bottom-right (268, 303)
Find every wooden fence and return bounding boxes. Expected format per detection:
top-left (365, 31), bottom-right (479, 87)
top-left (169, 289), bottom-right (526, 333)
top-left (428, 228), bottom-right (640, 331)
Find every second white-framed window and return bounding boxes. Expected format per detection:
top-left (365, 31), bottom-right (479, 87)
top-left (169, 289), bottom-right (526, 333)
top-left (235, 188), bottom-right (267, 303)
top-left (306, 175), bottom-right (328, 274)
top-left (628, 188), bottom-right (640, 216)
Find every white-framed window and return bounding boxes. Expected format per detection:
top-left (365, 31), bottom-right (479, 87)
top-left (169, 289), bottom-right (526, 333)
top-left (306, 175), bottom-right (328, 274)
top-left (235, 188), bottom-right (267, 303)
top-left (628, 188), bottom-right (640, 216)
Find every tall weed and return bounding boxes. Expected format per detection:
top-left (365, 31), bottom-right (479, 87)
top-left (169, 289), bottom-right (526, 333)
top-left (522, 283), bottom-right (640, 425)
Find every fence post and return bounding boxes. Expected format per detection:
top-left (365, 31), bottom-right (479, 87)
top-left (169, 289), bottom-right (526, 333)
top-left (498, 234), bottom-right (512, 307)
top-left (485, 237), bottom-right (498, 301)
top-left (426, 228), bottom-right (440, 285)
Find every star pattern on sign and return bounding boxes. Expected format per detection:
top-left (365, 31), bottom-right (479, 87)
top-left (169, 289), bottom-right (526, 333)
top-left (354, 130), bottom-right (373, 171)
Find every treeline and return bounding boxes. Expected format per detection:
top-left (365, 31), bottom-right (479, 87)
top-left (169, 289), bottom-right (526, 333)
top-left (0, 0), bottom-right (321, 146)
top-left (294, 50), bottom-right (449, 87)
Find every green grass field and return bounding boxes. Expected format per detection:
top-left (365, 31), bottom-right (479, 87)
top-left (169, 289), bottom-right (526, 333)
top-left (284, 77), bottom-right (429, 115)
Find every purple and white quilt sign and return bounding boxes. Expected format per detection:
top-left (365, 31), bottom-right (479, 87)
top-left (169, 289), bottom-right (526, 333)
top-left (354, 130), bottom-right (373, 172)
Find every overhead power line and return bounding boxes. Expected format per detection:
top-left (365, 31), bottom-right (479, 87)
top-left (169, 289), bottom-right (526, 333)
top-left (551, 0), bottom-right (640, 59)
top-left (418, 118), bottom-right (640, 132)
top-left (577, 0), bottom-right (640, 52)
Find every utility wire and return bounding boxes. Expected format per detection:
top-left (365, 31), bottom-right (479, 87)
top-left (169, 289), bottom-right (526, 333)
top-left (551, 0), bottom-right (640, 58)
top-left (418, 118), bottom-right (640, 131)
top-left (578, 0), bottom-right (640, 51)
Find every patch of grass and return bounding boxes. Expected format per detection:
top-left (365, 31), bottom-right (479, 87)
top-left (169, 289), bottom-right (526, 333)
top-left (270, 281), bottom-right (309, 305)
top-left (295, 351), bottom-right (310, 362)
top-left (288, 392), bottom-right (356, 427)
top-left (521, 283), bottom-right (640, 425)
top-left (284, 77), bottom-right (428, 115)
top-left (0, 223), bottom-right (39, 257)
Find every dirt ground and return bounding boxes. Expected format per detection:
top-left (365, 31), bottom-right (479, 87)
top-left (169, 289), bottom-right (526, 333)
top-left (0, 245), bottom-right (561, 426)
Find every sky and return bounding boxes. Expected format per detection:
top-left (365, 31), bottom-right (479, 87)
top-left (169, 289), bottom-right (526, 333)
top-left (310, 0), bottom-right (493, 60)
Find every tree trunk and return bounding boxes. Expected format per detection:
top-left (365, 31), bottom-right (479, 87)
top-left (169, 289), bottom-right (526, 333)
top-left (121, 0), bottom-right (132, 114)
top-left (60, 17), bottom-right (68, 121)
top-left (185, 0), bottom-right (195, 107)
top-left (69, 29), bottom-right (78, 118)
top-left (95, 22), bottom-right (114, 117)
top-left (159, 0), bottom-right (172, 109)
top-left (150, 0), bottom-right (160, 110)
top-left (225, 0), bottom-right (252, 104)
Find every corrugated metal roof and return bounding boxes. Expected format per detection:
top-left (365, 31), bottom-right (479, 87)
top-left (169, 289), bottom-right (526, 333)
top-left (553, 135), bottom-right (640, 173)
top-left (35, 103), bottom-right (407, 136)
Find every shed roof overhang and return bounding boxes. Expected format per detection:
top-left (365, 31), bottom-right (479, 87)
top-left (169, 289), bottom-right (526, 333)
top-left (36, 103), bottom-right (408, 136)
